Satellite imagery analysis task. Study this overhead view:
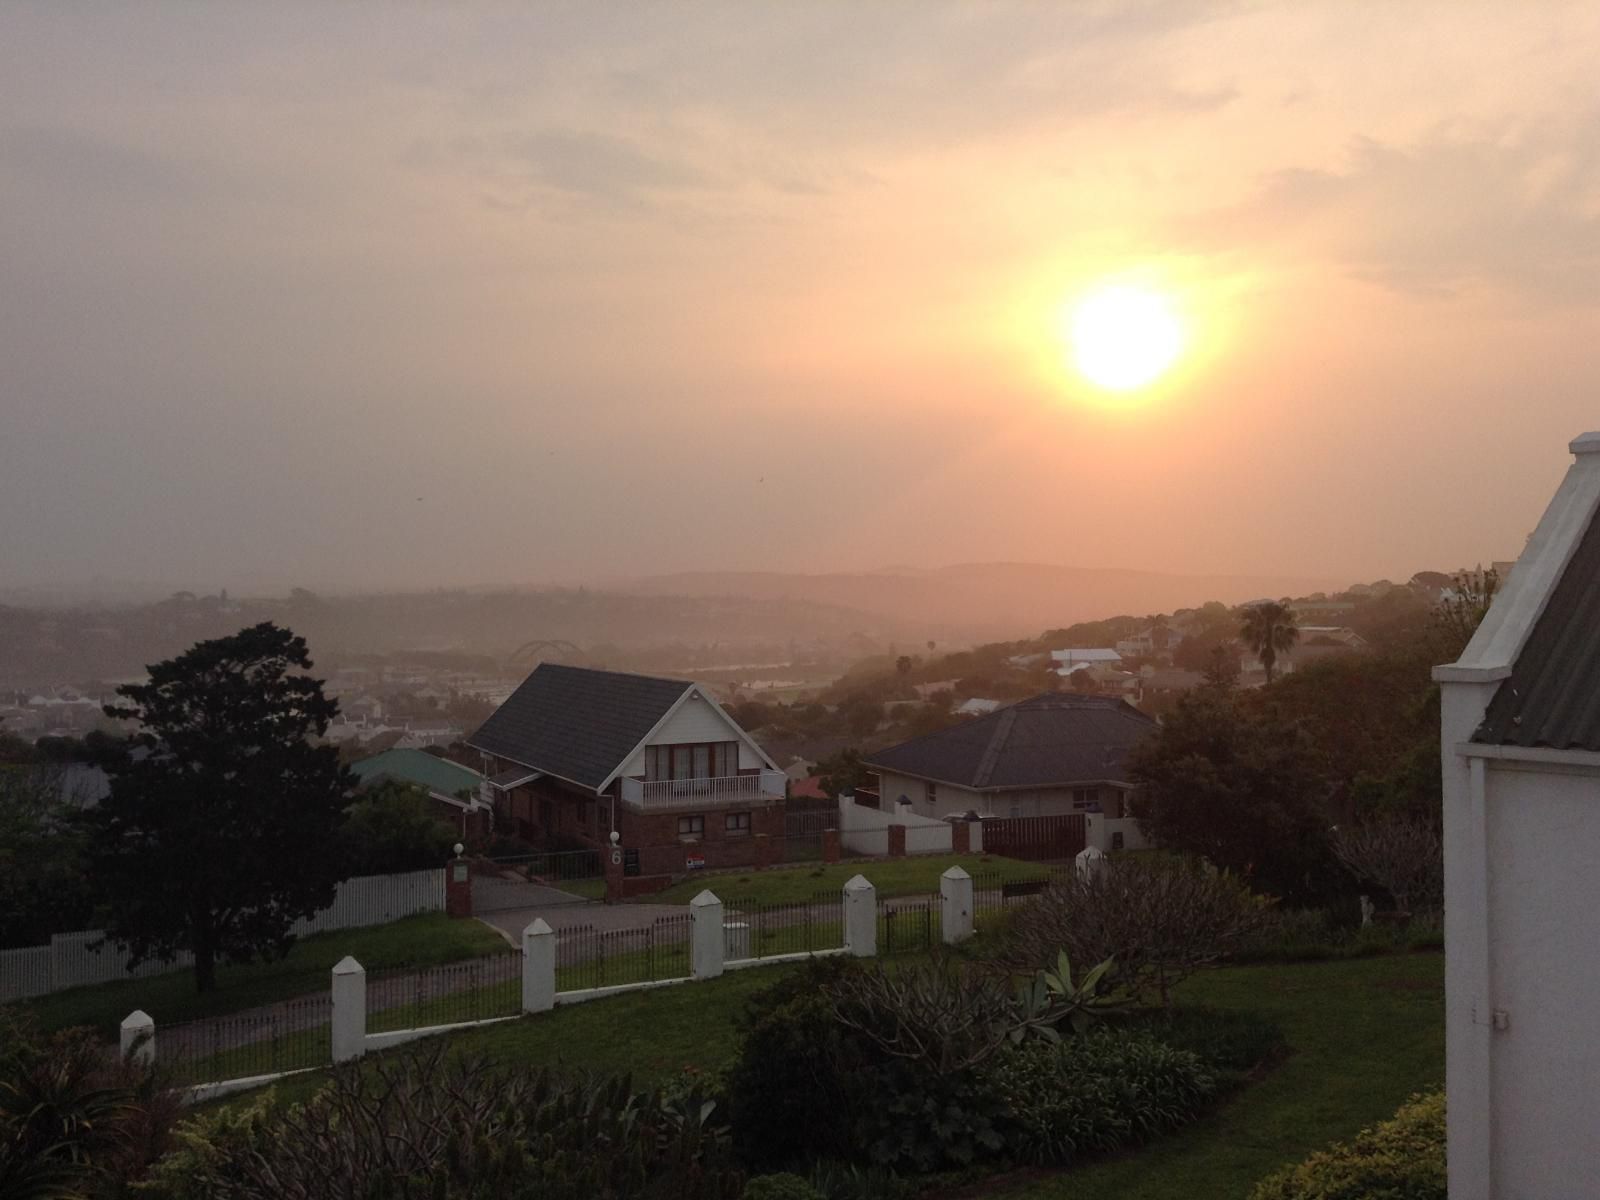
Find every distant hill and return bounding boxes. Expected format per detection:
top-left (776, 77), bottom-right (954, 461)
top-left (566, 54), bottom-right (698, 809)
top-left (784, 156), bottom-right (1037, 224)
top-left (619, 563), bottom-right (1347, 644)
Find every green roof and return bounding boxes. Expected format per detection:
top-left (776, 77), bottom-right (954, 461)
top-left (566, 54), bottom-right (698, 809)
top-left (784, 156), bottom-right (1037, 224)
top-left (351, 749), bottom-right (482, 800)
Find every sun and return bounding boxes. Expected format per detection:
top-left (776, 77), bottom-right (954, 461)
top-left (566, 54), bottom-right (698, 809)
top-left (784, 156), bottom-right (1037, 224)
top-left (1066, 284), bottom-right (1185, 392)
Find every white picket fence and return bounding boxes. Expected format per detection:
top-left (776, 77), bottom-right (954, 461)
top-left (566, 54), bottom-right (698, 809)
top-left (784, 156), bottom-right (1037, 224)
top-left (0, 868), bottom-right (445, 1003)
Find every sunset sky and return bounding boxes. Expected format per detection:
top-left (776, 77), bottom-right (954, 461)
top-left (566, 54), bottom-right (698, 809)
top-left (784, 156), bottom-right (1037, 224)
top-left (4, 2), bottom-right (1599, 594)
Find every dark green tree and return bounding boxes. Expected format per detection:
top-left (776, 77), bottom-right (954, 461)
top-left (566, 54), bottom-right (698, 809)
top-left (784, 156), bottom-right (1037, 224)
top-left (89, 623), bottom-right (354, 992)
top-left (815, 749), bottom-right (872, 800)
top-left (342, 780), bottom-right (457, 875)
top-left (1128, 688), bottom-right (1344, 905)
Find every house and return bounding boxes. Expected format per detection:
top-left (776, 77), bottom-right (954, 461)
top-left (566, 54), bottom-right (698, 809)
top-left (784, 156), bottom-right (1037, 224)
top-left (468, 664), bottom-right (786, 877)
top-left (1435, 431), bottom-right (1600, 1199)
top-left (1050, 648), bottom-right (1122, 677)
top-left (955, 697), bottom-right (1001, 717)
top-left (1115, 626), bottom-right (1177, 658)
top-left (863, 693), bottom-right (1156, 842)
top-left (349, 747), bottom-right (492, 841)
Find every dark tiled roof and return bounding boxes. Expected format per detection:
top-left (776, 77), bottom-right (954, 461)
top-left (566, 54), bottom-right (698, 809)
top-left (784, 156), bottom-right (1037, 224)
top-left (466, 664), bottom-right (691, 791)
top-left (864, 693), bottom-right (1157, 790)
top-left (488, 766), bottom-right (543, 789)
top-left (1476, 508), bottom-right (1600, 749)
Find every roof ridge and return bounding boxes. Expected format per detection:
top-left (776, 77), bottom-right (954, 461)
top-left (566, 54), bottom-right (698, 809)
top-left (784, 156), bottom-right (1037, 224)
top-left (536, 662), bottom-right (696, 692)
top-left (972, 706), bottom-right (1018, 789)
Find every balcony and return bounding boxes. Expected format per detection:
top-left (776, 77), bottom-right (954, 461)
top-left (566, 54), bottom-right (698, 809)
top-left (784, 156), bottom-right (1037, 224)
top-left (619, 771), bottom-right (786, 813)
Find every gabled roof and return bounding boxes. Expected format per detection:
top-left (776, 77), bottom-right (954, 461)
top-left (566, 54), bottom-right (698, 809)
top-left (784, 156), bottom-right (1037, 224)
top-left (1475, 494), bottom-right (1600, 750)
top-left (467, 664), bottom-right (693, 791)
top-left (351, 748), bottom-right (482, 799)
top-left (864, 692), bottom-right (1157, 791)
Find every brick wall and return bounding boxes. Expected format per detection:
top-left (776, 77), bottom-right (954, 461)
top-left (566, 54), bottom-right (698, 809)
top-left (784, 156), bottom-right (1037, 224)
top-left (621, 803), bottom-right (786, 877)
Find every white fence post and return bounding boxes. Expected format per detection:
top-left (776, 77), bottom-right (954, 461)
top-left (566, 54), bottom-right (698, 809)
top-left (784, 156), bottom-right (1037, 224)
top-left (690, 890), bottom-right (725, 980)
top-left (120, 1009), bottom-right (155, 1066)
top-left (331, 955), bottom-right (367, 1063)
top-left (523, 919), bottom-right (555, 1013)
top-left (844, 874), bottom-right (877, 957)
top-left (940, 865), bottom-right (974, 945)
top-left (1076, 845), bottom-right (1108, 879)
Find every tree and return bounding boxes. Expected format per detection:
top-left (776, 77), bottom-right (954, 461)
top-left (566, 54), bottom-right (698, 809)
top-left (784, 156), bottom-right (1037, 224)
top-left (815, 748), bottom-right (872, 800)
top-left (1128, 688), bottom-right (1345, 904)
top-left (342, 781), bottom-right (458, 875)
top-left (0, 764), bottom-right (96, 945)
top-left (1241, 599), bottom-right (1300, 683)
top-left (1201, 643), bottom-right (1241, 689)
top-left (88, 623), bottom-right (354, 992)
top-left (1329, 815), bottom-right (1443, 916)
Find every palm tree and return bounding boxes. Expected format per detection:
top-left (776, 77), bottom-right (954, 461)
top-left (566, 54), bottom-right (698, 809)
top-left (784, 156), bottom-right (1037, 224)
top-left (1240, 599), bottom-right (1299, 684)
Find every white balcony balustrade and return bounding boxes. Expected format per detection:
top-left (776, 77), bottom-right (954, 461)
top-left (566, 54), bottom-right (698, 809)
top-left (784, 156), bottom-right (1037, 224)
top-left (619, 770), bottom-right (786, 812)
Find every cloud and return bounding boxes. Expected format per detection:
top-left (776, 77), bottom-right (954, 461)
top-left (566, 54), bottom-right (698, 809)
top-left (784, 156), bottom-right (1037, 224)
top-left (1189, 120), bottom-right (1600, 306)
top-left (0, 124), bottom-right (223, 200)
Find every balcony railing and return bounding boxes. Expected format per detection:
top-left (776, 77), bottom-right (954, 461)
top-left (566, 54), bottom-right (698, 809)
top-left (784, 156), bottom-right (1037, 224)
top-left (619, 771), bottom-right (786, 812)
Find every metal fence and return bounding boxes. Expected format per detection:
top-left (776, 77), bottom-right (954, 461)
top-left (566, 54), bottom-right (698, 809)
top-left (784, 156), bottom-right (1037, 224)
top-left (365, 951), bottom-right (524, 1034)
top-left (727, 890), bottom-right (844, 961)
top-left (880, 896), bottom-right (938, 956)
top-left (161, 995), bottom-right (332, 1087)
top-left (554, 913), bottom-right (695, 992)
top-left (969, 870), bottom-right (1053, 929)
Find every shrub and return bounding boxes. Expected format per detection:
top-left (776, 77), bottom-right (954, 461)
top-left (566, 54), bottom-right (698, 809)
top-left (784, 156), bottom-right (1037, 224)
top-left (1249, 1091), bottom-right (1445, 1200)
top-left (803, 1161), bottom-right (916, 1200)
top-left (140, 1044), bottom-right (743, 1199)
top-left (743, 1173), bottom-right (824, 1200)
top-left (1233, 907), bottom-right (1445, 964)
top-left (1125, 1005), bottom-right (1287, 1086)
top-left (1001, 855), bottom-right (1269, 1003)
top-left (989, 1028), bottom-right (1218, 1165)
top-left (0, 1011), bottom-right (181, 1198)
top-left (725, 959), bottom-right (870, 1170)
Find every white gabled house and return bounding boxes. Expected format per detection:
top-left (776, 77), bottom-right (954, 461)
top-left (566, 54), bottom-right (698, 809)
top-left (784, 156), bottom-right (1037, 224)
top-left (1435, 431), bottom-right (1600, 1199)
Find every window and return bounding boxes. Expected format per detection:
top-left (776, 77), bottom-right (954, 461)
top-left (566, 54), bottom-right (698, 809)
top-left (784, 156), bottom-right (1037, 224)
top-left (1071, 787), bottom-right (1100, 810)
top-left (646, 742), bottom-right (740, 782)
top-left (677, 814), bottom-right (704, 839)
top-left (924, 781), bottom-right (938, 809)
top-left (725, 811), bottom-right (752, 835)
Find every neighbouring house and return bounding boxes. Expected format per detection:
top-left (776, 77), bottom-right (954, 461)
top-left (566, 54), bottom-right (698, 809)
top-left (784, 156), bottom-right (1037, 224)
top-left (1140, 666), bottom-right (1206, 695)
top-left (467, 664), bottom-right (786, 877)
top-left (1050, 647), bottom-right (1122, 677)
top-left (1115, 625), bottom-right (1178, 658)
top-left (862, 693), bottom-right (1157, 849)
top-left (956, 697), bottom-right (1002, 717)
top-left (349, 747), bottom-right (492, 842)
top-left (1435, 431), bottom-right (1600, 1199)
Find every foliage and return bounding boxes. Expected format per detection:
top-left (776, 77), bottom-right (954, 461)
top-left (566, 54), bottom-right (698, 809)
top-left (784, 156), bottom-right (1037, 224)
top-left (1000, 855), bottom-right (1270, 1003)
top-left (139, 1044), bottom-right (744, 1200)
top-left (87, 623), bottom-right (355, 992)
top-left (0, 763), bottom-right (97, 945)
top-left (812, 749), bottom-right (872, 800)
top-left (1123, 1005), bottom-right (1288, 1088)
top-left (341, 780), bottom-right (457, 875)
top-left (725, 959), bottom-right (870, 1170)
top-left (1433, 567), bottom-right (1498, 655)
top-left (0, 1009), bottom-right (180, 1198)
top-left (1248, 1091), bottom-right (1445, 1200)
top-left (1232, 907), bottom-right (1444, 964)
top-left (1329, 815), bottom-right (1443, 915)
top-left (989, 1029), bottom-right (1218, 1165)
top-left (742, 1173), bottom-right (824, 1200)
top-left (1129, 689), bottom-right (1348, 905)
top-left (802, 1161), bottom-right (916, 1200)
top-left (1240, 600), bottom-right (1300, 684)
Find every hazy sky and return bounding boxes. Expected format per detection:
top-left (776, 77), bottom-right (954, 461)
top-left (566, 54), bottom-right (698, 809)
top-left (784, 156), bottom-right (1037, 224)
top-left (4, 2), bottom-right (1599, 593)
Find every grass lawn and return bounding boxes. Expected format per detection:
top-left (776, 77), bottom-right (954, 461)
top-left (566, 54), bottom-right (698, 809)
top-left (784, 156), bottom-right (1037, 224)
top-left (644, 853), bottom-right (1048, 906)
top-left (986, 951), bottom-right (1444, 1200)
top-left (15, 913), bottom-right (509, 1039)
top-left (212, 945), bottom-right (1442, 1200)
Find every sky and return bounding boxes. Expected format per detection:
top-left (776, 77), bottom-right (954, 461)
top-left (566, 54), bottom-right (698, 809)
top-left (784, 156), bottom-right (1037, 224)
top-left (3, 1), bottom-right (1600, 595)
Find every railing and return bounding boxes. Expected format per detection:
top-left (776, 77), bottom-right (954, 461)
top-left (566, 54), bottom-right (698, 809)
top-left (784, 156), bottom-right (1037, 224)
top-left (619, 770), bottom-right (786, 812)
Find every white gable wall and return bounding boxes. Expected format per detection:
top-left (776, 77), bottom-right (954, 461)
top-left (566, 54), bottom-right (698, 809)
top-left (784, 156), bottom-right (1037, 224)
top-left (618, 692), bottom-right (765, 777)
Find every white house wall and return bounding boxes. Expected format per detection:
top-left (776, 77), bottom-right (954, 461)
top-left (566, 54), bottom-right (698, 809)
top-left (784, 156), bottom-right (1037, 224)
top-left (1482, 760), bottom-right (1600, 1199)
top-left (618, 693), bottom-right (764, 777)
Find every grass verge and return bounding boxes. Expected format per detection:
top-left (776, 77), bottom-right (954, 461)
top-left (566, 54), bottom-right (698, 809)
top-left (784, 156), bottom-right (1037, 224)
top-left (14, 913), bottom-right (509, 1039)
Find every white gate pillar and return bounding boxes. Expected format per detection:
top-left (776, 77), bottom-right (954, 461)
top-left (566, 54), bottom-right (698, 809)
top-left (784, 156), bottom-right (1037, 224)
top-left (523, 918), bottom-right (555, 1013)
top-left (843, 874), bottom-right (877, 957)
top-left (940, 865), bottom-right (974, 944)
top-left (120, 1009), bottom-right (155, 1066)
top-left (331, 955), bottom-right (367, 1063)
top-left (691, 890), bottom-right (726, 979)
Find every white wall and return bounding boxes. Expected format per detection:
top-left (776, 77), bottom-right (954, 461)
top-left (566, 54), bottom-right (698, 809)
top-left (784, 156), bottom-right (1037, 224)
top-left (618, 691), bottom-right (767, 776)
top-left (875, 770), bottom-right (984, 818)
top-left (838, 795), bottom-right (953, 856)
top-left (1084, 812), bottom-right (1149, 852)
top-left (1479, 761), bottom-right (1600, 1198)
top-left (873, 773), bottom-right (1127, 820)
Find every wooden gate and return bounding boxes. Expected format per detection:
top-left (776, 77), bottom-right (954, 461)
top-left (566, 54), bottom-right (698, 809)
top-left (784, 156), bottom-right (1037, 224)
top-left (980, 814), bottom-right (1086, 861)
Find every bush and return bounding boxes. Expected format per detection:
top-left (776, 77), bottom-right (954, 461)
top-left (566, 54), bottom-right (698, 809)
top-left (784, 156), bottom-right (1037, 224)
top-left (1233, 908), bottom-right (1444, 964)
top-left (341, 781), bottom-right (457, 874)
top-left (1001, 855), bottom-right (1269, 1003)
top-left (140, 1044), bottom-right (743, 1199)
top-left (0, 1010), bottom-right (181, 1198)
top-left (743, 1174), bottom-right (824, 1200)
top-left (989, 1028), bottom-right (1218, 1165)
top-left (1124, 1005), bottom-right (1287, 1086)
top-left (1249, 1091), bottom-right (1445, 1200)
